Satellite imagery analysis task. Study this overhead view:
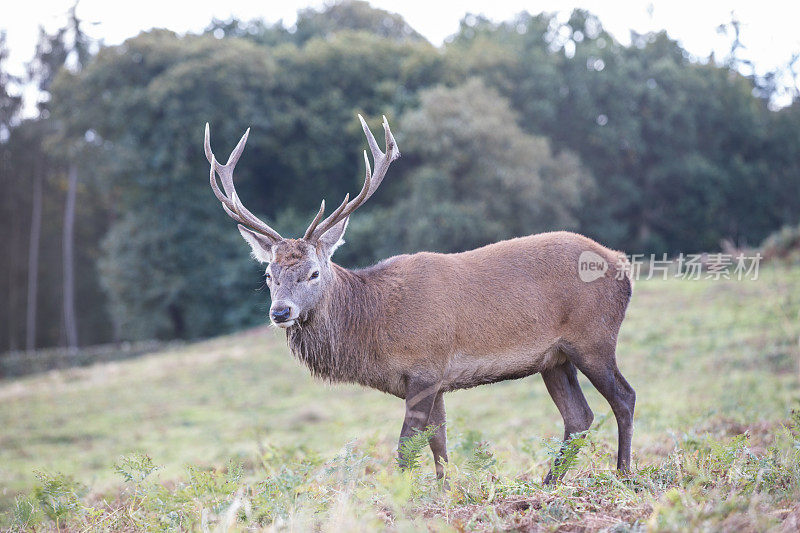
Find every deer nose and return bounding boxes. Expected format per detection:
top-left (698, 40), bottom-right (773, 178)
top-left (270, 305), bottom-right (293, 323)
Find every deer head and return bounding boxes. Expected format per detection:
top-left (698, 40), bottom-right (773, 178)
top-left (204, 115), bottom-right (400, 327)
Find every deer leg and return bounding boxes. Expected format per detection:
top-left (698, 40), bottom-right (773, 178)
top-left (428, 392), bottom-right (448, 479)
top-left (541, 360), bottom-right (594, 484)
top-left (398, 377), bottom-right (441, 474)
top-left (568, 345), bottom-right (636, 472)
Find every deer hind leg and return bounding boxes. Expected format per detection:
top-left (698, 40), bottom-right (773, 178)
top-left (541, 360), bottom-right (594, 484)
top-left (428, 392), bottom-right (448, 479)
top-left (567, 342), bottom-right (636, 472)
top-left (398, 377), bottom-right (444, 477)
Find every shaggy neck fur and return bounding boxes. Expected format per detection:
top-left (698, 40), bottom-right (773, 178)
top-left (285, 263), bottom-right (389, 390)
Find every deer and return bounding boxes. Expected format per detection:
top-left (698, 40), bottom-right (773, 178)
top-left (204, 115), bottom-right (635, 483)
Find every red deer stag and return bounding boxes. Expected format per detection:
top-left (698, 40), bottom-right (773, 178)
top-left (204, 115), bottom-right (635, 482)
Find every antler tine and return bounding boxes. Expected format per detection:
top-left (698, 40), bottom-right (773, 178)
top-left (308, 158), bottom-right (372, 241)
top-left (212, 129), bottom-right (249, 199)
top-left (226, 127), bottom-right (249, 167)
top-left (209, 155), bottom-right (236, 212)
top-left (302, 200), bottom-right (326, 240)
top-left (205, 124), bottom-right (282, 242)
top-left (363, 148), bottom-right (372, 179)
top-left (305, 191), bottom-right (351, 240)
top-left (305, 115), bottom-right (399, 241)
top-left (383, 115), bottom-right (400, 160)
top-left (230, 190), bottom-right (281, 239)
top-left (360, 114), bottom-right (381, 160)
top-left (204, 123), bottom-right (214, 163)
top-left (364, 115), bottom-right (400, 198)
top-left (209, 156), bottom-right (256, 231)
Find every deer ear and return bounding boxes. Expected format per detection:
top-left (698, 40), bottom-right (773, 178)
top-left (318, 216), bottom-right (348, 259)
top-left (238, 225), bottom-right (275, 263)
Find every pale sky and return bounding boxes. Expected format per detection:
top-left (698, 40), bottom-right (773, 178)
top-left (3, 0), bottom-right (800, 106)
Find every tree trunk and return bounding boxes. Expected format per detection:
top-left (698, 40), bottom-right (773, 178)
top-left (168, 303), bottom-right (185, 339)
top-left (5, 159), bottom-right (22, 352)
top-left (63, 162), bottom-right (78, 352)
top-left (26, 168), bottom-right (43, 352)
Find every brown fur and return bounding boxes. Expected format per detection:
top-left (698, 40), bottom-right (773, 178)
top-left (274, 231), bottom-right (635, 481)
top-left (272, 240), bottom-right (312, 266)
top-left (286, 231), bottom-right (631, 397)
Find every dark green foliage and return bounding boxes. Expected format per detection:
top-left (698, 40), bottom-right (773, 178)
top-left (293, 0), bottom-right (425, 44)
top-left (397, 426), bottom-right (437, 471)
top-left (389, 79), bottom-right (590, 254)
top-left (0, 31), bottom-right (21, 128)
top-left (339, 79), bottom-right (593, 265)
top-left (3, 1), bottom-right (800, 349)
top-left (463, 441), bottom-right (497, 475)
top-left (42, 20), bottom-right (443, 340)
top-left (445, 10), bottom-right (800, 252)
top-left (0, 14), bottom-right (112, 353)
top-left (550, 430), bottom-right (590, 479)
top-left (52, 32), bottom-right (283, 340)
top-left (30, 471), bottom-right (87, 526)
top-left (114, 453), bottom-right (160, 483)
top-left (10, 493), bottom-right (41, 531)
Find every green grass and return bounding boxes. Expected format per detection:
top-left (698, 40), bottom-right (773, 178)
top-left (2, 266), bottom-right (800, 531)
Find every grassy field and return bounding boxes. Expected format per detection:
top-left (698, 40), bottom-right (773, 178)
top-left (1, 266), bottom-right (800, 531)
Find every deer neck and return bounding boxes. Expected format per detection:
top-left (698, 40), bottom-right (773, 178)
top-left (285, 263), bottom-right (383, 386)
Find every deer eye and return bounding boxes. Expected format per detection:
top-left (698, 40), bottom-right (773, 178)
top-left (309, 270), bottom-right (320, 280)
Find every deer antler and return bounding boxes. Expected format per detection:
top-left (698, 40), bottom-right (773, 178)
top-left (304, 114), bottom-right (400, 241)
top-left (205, 124), bottom-right (282, 242)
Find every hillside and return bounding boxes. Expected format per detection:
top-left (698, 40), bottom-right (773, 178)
top-left (2, 266), bottom-right (800, 530)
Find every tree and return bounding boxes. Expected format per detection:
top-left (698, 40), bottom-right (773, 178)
top-left (51, 32), bottom-right (286, 340)
top-left (10, 3), bottom-right (800, 350)
top-left (26, 148), bottom-right (43, 352)
top-left (0, 31), bottom-right (20, 133)
top-left (35, 3), bottom-right (95, 352)
top-left (444, 9), bottom-right (798, 253)
top-left (0, 4), bottom-right (107, 353)
top-left (293, 0), bottom-right (425, 44)
top-left (342, 79), bottom-right (592, 263)
top-left (0, 31), bottom-right (24, 351)
top-left (60, 3), bottom-right (94, 352)
top-left (24, 5), bottom-right (93, 351)
top-left (49, 13), bottom-right (443, 340)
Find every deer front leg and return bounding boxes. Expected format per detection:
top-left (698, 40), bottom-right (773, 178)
top-left (398, 377), bottom-right (442, 475)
